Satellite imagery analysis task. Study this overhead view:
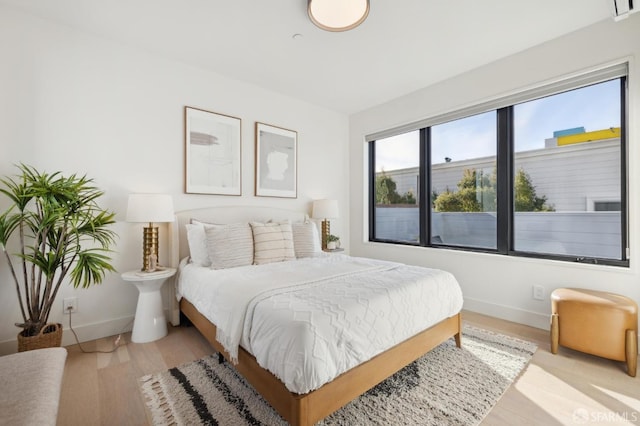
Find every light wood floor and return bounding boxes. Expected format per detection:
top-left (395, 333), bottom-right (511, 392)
top-left (57, 311), bottom-right (640, 425)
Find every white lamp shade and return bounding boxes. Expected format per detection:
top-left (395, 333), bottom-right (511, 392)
top-left (126, 194), bottom-right (175, 223)
top-left (312, 199), bottom-right (339, 219)
top-left (308, 0), bottom-right (369, 32)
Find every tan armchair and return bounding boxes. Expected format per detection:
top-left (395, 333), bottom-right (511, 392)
top-left (551, 288), bottom-right (637, 377)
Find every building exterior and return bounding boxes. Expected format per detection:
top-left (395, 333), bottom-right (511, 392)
top-left (381, 128), bottom-right (621, 212)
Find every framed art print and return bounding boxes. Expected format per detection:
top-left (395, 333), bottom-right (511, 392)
top-left (184, 106), bottom-right (241, 195)
top-left (255, 122), bottom-right (297, 198)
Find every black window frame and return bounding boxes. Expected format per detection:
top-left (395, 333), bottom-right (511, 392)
top-left (368, 75), bottom-right (629, 267)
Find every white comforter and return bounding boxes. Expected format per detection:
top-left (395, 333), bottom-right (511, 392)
top-left (177, 254), bottom-right (463, 394)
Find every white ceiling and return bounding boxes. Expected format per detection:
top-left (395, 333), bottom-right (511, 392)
top-left (1, 0), bottom-right (613, 114)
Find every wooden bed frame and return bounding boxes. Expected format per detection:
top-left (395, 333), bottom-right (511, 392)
top-left (168, 206), bottom-right (462, 426)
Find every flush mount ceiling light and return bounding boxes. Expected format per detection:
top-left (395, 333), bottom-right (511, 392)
top-left (307, 0), bottom-right (370, 32)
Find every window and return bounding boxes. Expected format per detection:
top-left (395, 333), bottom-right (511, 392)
top-left (431, 111), bottom-right (497, 249)
top-left (513, 80), bottom-right (622, 259)
top-left (368, 65), bottom-right (627, 266)
top-left (593, 201), bottom-right (621, 212)
top-left (373, 131), bottom-right (420, 243)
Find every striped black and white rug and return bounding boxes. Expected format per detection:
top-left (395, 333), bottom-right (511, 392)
top-left (139, 325), bottom-right (537, 425)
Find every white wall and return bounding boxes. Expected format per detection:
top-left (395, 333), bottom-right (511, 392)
top-left (0, 6), bottom-right (349, 354)
top-left (349, 15), bottom-right (640, 330)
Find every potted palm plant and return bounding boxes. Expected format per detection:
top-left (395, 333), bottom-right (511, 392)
top-left (0, 164), bottom-right (117, 351)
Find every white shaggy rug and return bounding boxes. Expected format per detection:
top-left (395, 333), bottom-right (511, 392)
top-left (140, 325), bottom-right (537, 425)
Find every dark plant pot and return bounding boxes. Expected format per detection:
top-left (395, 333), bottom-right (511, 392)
top-left (17, 323), bottom-right (63, 352)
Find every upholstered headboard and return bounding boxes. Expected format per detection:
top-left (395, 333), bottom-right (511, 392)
top-left (167, 206), bottom-right (309, 325)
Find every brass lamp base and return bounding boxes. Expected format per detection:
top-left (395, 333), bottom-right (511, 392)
top-left (321, 219), bottom-right (331, 250)
top-left (142, 223), bottom-right (160, 272)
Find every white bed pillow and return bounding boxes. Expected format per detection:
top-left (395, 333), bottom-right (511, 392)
top-left (292, 221), bottom-right (321, 258)
top-left (185, 222), bottom-right (211, 267)
top-left (250, 221), bottom-right (295, 265)
top-left (204, 222), bottom-right (254, 269)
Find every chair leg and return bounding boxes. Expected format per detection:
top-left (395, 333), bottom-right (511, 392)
top-left (550, 314), bottom-right (559, 354)
top-left (625, 329), bottom-right (637, 377)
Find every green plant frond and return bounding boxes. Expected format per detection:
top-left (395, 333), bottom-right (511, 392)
top-left (0, 212), bottom-right (23, 246)
top-left (67, 216), bottom-right (117, 249)
top-left (78, 223), bottom-right (117, 241)
top-left (77, 208), bottom-right (116, 226)
top-left (20, 246), bottom-right (64, 277)
top-left (74, 187), bottom-right (104, 204)
top-left (85, 229), bottom-right (117, 248)
top-left (0, 176), bottom-right (35, 212)
top-left (70, 250), bottom-right (116, 289)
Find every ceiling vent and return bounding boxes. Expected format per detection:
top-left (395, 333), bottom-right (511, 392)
top-left (611, 0), bottom-right (637, 21)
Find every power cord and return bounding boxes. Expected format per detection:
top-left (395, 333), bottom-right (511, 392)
top-left (66, 305), bottom-right (132, 354)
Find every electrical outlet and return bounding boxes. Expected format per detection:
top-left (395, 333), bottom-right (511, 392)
top-left (532, 285), bottom-right (545, 301)
top-left (63, 297), bottom-right (78, 314)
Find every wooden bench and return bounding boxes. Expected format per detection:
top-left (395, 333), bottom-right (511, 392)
top-left (551, 288), bottom-right (637, 377)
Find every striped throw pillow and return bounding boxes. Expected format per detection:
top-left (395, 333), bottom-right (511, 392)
top-left (204, 222), bottom-right (254, 269)
top-left (292, 221), bottom-right (321, 258)
top-left (250, 221), bottom-right (295, 265)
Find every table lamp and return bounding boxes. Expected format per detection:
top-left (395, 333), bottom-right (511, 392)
top-left (126, 193), bottom-right (174, 272)
top-left (312, 199), bottom-right (339, 250)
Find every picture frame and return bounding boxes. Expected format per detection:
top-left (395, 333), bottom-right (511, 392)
top-left (184, 106), bottom-right (241, 195)
top-left (255, 122), bottom-right (297, 198)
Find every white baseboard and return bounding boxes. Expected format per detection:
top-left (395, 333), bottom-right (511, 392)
top-left (463, 297), bottom-right (550, 331)
top-left (464, 298), bottom-right (640, 354)
top-left (0, 315), bottom-right (135, 356)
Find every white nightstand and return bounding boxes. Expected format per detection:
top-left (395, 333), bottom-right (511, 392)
top-left (122, 268), bottom-right (176, 343)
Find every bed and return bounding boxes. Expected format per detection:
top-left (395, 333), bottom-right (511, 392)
top-left (168, 206), bottom-right (463, 426)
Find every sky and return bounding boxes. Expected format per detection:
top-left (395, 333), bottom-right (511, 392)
top-left (375, 79), bottom-right (621, 172)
